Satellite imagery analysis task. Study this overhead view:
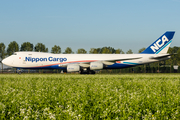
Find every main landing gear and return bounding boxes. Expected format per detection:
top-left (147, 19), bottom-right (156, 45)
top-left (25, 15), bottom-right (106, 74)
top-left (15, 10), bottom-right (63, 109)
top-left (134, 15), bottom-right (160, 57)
top-left (80, 69), bottom-right (95, 74)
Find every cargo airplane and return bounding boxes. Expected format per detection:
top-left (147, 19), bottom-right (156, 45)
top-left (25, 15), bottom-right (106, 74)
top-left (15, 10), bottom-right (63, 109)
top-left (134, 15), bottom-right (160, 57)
top-left (2, 31), bottom-right (175, 74)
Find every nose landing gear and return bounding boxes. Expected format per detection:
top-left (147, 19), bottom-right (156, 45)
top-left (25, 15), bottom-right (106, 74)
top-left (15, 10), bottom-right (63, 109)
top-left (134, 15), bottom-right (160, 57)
top-left (17, 68), bottom-right (22, 74)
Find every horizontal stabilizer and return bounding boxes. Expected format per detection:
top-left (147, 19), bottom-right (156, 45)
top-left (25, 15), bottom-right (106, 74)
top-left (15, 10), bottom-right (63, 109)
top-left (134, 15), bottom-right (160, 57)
top-left (149, 54), bottom-right (175, 59)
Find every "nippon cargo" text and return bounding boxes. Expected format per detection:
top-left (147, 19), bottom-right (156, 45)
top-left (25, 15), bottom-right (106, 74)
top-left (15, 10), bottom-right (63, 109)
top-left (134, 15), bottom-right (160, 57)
top-left (25, 57), bottom-right (67, 62)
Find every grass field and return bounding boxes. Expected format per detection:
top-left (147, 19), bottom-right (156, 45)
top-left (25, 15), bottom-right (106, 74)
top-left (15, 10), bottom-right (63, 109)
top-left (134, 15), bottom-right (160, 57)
top-left (0, 74), bottom-right (180, 119)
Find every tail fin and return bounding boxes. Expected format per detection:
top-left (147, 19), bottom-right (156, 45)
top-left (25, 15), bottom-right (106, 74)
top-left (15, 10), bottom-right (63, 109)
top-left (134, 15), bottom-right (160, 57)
top-left (141, 31), bottom-right (175, 54)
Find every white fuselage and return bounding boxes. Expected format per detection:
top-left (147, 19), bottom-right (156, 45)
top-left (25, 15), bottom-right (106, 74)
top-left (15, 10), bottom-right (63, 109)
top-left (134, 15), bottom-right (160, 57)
top-left (2, 31), bottom-right (175, 73)
top-left (2, 52), bottom-right (170, 70)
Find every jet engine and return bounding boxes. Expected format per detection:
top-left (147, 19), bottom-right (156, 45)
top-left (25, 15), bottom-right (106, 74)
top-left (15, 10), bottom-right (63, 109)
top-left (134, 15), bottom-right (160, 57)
top-left (67, 64), bottom-right (80, 72)
top-left (90, 62), bottom-right (104, 70)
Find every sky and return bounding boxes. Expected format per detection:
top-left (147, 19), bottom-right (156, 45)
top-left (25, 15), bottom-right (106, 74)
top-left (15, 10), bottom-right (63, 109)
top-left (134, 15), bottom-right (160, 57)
top-left (0, 0), bottom-right (180, 54)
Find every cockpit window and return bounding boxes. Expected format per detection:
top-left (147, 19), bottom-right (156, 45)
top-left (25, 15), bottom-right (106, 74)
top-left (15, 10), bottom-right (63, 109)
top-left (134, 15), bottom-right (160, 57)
top-left (13, 53), bottom-right (17, 55)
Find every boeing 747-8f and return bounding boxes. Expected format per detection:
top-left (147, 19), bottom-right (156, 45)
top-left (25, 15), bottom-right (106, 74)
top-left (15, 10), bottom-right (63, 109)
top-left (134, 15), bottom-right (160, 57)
top-left (2, 31), bottom-right (175, 74)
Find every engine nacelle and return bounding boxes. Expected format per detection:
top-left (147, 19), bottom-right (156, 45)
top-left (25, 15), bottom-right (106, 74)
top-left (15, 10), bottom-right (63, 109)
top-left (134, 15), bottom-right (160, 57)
top-left (90, 62), bottom-right (104, 70)
top-left (67, 64), bottom-right (80, 72)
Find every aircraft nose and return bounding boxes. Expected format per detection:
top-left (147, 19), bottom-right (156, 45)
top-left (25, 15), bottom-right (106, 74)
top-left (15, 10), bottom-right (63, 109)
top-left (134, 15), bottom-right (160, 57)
top-left (2, 57), bottom-right (11, 66)
top-left (2, 59), bottom-right (7, 65)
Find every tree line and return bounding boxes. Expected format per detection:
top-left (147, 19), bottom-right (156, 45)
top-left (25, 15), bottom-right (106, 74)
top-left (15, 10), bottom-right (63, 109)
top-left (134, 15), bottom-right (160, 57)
top-left (0, 41), bottom-right (180, 73)
top-left (0, 41), bottom-right (142, 58)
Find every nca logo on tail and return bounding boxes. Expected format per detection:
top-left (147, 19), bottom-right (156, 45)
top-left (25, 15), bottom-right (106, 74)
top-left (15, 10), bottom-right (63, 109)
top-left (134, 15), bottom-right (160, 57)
top-left (150, 35), bottom-right (169, 52)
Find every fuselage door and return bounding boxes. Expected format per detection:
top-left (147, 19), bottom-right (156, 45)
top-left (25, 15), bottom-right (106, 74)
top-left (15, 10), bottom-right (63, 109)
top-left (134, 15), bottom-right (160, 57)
top-left (23, 53), bottom-right (32, 65)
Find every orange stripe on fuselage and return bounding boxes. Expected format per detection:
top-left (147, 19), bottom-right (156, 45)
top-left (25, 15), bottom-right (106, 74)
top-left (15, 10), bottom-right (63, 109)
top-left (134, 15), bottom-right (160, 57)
top-left (116, 61), bottom-right (121, 63)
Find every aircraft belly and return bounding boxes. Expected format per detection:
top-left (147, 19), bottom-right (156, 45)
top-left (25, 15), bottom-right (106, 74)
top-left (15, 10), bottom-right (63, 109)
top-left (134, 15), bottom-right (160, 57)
top-left (19, 65), bottom-right (66, 69)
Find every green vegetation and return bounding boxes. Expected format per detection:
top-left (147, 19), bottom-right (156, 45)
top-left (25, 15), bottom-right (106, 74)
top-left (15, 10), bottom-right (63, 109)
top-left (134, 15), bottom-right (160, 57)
top-left (0, 74), bottom-right (180, 119)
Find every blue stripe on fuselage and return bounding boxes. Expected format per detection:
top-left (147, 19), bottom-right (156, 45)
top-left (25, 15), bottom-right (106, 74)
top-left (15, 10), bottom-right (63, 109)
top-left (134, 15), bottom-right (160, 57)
top-left (106, 63), bottom-right (140, 69)
top-left (17, 62), bottom-right (140, 70)
top-left (17, 64), bottom-right (66, 69)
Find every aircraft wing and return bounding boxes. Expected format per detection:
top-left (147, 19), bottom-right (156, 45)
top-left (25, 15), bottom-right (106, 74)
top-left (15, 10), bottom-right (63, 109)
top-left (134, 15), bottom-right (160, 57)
top-left (58, 57), bottom-right (142, 67)
top-left (102, 57), bottom-right (142, 62)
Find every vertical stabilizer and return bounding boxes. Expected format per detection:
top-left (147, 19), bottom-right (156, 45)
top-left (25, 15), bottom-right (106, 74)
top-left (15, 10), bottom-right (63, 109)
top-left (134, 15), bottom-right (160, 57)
top-left (141, 31), bottom-right (175, 54)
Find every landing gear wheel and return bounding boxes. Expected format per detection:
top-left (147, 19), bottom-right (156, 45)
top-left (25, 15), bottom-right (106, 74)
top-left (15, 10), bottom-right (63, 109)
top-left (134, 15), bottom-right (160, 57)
top-left (80, 70), bottom-right (95, 74)
top-left (17, 69), bottom-right (22, 75)
top-left (80, 70), bottom-right (85, 74)
top-left (89, 70), bottom-right (95, 74)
